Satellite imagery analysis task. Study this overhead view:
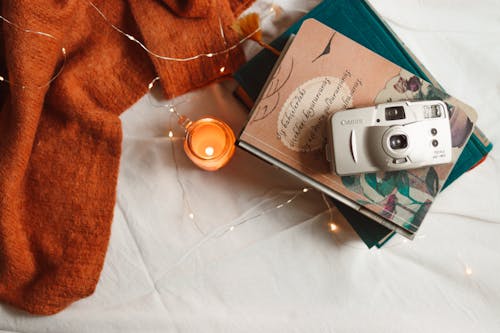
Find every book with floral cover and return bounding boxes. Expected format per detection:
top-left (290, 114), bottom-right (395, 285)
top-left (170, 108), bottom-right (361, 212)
top-left (233, 0), bottom-right (492, 246)
top-left (238, 19), bottom-right (477, 238)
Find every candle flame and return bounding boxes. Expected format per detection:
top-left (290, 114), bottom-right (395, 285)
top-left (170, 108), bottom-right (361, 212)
top-left (205, 146), bottom-right (215, 157)
top-left (329, 223), bottom-right (338, 232)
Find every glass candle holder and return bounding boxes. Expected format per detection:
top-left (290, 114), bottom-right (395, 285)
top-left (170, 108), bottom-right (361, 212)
top-left (180, 117), bottom-right (236, 171)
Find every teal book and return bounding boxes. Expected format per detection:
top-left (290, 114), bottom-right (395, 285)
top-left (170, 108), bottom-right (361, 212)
top-left (233, 0), bottom-right (492, 248)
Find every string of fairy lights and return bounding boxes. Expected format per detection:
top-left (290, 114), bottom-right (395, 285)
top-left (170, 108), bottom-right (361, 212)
top-left (0, 1), bottom-right (489, 279)
top-left (0, 14), bottom-right (67, 89)
top-left (88, 1), bottom-right (264, 63)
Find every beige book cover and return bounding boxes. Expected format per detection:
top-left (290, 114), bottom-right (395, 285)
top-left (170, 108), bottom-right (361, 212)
top-left (238, 19), bottom-right (477, 238)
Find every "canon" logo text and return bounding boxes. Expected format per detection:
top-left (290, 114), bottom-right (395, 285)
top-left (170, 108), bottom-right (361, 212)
top-left (340, 119), bottom-right (363, 125)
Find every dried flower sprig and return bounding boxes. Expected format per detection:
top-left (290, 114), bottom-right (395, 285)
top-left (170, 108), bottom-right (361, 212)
top-left (231, 13), bottom-right (280, 56)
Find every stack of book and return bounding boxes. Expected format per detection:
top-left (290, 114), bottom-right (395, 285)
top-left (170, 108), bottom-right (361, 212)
top-left (233, 0), bottom-right (492, 247)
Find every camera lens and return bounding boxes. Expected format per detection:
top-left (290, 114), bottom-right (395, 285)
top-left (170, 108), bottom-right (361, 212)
top-left (389, 134), bottom-right (408, 150)
top-left (432, 139), bottom-right (439, 147)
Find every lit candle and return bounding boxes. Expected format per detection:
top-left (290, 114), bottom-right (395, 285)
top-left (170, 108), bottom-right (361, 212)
top-left (182, 117), bottom-right (236, 171)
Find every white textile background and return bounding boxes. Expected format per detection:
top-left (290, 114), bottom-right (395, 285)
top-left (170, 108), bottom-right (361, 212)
top-left (1, 0), bottom-right (499, 332)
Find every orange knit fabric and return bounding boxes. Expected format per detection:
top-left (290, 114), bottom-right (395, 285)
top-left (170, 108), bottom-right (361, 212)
top-left (0, 0), bottom-right (252, 315)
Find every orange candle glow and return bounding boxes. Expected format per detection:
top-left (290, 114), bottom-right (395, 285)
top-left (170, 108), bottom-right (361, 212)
top-left (182, 117), bottom-right (236, 171)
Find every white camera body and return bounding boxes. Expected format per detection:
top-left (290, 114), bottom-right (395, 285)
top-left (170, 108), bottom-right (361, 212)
top-left (326, 100), bottom-right (452, 176)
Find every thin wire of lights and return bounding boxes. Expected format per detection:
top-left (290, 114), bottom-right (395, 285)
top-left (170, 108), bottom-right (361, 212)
top-left (167, 113), bottom-right (205, 235)
top-left (321, 193), bottom-right (338, 232)
top-left (88, 1), bottom-right (264, 62)
top-left (0, 15), bottom-right (66, 89)
top-left (156, 187), bottom-right (311, 279)
top-left (214, 187), bottom-right (310, 238)
top-left (147, 76), bottom-right (195, 118)
top-left (145, 76), bottom-right (205, 234)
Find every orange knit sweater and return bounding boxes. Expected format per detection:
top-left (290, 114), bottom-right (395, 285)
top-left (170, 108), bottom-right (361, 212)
top-left (0, 0), bottom-right (252, 315)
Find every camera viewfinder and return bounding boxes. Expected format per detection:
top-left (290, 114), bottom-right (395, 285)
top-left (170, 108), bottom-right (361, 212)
top-left (385, 106), bottom-right (406, 120)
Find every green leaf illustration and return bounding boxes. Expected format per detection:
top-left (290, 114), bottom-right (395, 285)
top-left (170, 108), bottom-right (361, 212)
top-left (407, 199), bottom-right (432, 232)
top-left (341, 175), bottom-right (358, 188)
top-left (341, 174), bottom-right (364, 196)
top-left (425, 167), bottom-right (439, 197)
top-left (396, 171), bottom-right (410, 197)
top-left (425, 85), bottom-right (450, 101)
top-left (364, 172), bottom-right (397, 197)
top-left (415, 89), bottom-right (425, 100)
top-left (379, 173), bottom-right (397, 196)
top-left (364, 173), bottom-right (379, 193)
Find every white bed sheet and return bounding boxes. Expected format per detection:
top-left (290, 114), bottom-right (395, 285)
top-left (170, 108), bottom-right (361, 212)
top-left (1, 0), bottom-right (499, 332)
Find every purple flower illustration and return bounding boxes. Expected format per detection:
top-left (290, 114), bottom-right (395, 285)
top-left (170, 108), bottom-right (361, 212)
top-left (406, 76), bottom-right (421, 92)
top-left (381, 193), bottom-right (398, 219)
top-left (393, 76), bottom-right (422, 93)
top-left (448, 104), bottom-right (473, 147)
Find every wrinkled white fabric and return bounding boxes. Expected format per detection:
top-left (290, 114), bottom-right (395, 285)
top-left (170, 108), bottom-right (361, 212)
top-left (1, 0), bottom-right (499, 332)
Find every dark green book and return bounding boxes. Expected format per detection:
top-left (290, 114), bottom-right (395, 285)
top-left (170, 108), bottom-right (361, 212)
top-left (233, 0), bottom-right (492, 248)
